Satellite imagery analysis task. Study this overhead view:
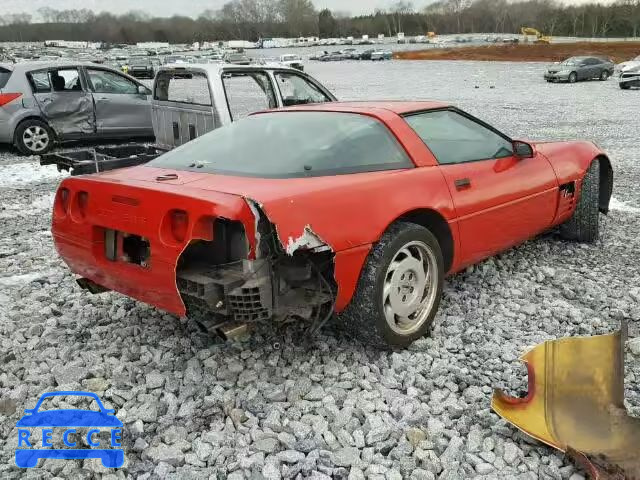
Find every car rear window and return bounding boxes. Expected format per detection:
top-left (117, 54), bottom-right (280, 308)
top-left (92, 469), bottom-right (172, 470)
top-left (0, 68), bottom-right (12, 89)
top-left (147, 111), bottom-right (413, 178)
top-left (154, 71), bottom-right (212, 106)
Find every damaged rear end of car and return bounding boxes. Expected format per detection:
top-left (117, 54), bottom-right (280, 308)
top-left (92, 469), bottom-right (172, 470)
top-left (52, 170), bottom-right (336, 337)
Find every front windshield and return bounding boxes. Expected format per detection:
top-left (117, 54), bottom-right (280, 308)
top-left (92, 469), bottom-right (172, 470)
top-left (562, 58), bottom-right (581, 66)
top-left (147, 111), bottom-right (413, 178)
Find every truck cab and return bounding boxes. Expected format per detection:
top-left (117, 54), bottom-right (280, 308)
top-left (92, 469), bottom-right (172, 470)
top-left (41, 64), bottom-right (336, 174)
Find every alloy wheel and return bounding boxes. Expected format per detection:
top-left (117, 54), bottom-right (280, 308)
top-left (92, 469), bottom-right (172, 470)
top-left (382, 240), bottom-right (439, 335)
top-left (23, 126), bottom-right (50, 153)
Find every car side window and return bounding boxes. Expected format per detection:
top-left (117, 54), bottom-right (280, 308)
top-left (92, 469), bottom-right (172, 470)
top-left (87, 69), bottom-right (140, 94)
top-left (29, 68), bottom-right (82, 93)
top-left (154, 71), bottom-right (212, 106)
top-left (274, 72), bottom-right (331, 106)
top-left (222, 72), bottom-right (277, 120)
top-left (405, 110), bottom-right (513, 165)
top-left (29, 71), bottom-right (52, 93)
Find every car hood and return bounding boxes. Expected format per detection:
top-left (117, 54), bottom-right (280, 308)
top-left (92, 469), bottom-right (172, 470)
top-left (620, 61), bottom-right (640, 72)
top-left (16, 410), bottom-right (123, 427)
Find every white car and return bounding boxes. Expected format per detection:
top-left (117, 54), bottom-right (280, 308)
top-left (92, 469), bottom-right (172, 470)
top-left (619, 62), bottom-right (640, 89)
top-left (371, 50), bottom-right (392, 61)
top-left (279, 54), bottom-right (304, 71)
top-left (615, 55), bottom-right (640, 73)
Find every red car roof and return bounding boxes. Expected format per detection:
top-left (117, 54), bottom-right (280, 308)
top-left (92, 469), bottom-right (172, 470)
top-left (277, 100), bottom-right (451, 115)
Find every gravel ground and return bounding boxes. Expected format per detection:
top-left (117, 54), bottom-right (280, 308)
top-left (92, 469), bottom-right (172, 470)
top-left (1, 60), bottom-right (639, 480)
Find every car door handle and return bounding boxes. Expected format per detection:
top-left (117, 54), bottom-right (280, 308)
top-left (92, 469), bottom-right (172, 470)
top-left (454, 178), bottom-right (471, 190)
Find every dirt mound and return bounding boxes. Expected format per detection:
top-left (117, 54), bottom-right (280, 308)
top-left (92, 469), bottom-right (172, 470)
top-left (394, 41), bottom-right (640, 63)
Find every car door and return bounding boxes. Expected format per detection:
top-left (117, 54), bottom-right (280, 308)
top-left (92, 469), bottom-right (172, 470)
top-left (404, 109), bottom-right (559, 267)
top-left (84, 67), bottom-right (153, 137)
top-left (28, 66), bottom-right (95, 138)
top-left (583, 58), bottom-right (600, 79)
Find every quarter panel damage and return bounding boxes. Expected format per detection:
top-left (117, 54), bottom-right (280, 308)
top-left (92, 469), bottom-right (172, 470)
top-left (492, 324), bottom-right (640, 479)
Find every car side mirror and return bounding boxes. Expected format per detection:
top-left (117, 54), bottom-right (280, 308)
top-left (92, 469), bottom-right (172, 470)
top-left (138, 85), bottom-right (149, 95)
top-left (513, 141), bottom-right (534, 158)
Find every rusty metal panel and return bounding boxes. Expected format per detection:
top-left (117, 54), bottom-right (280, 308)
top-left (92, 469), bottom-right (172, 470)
top-left (492, 324), bottom-right (640, 479)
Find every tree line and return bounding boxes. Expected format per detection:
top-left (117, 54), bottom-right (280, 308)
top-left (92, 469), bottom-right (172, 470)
top-left (0, 0), bottom-right (639, 44)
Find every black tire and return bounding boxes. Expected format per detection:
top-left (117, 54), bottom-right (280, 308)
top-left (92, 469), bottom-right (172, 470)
top-left (15, 119), bottom-right (55, 156)
top-left (339, 222), bottom-right (444, 349)
top-left (620, 83), bottom-right (630, 90)
top-left (568, 72), bottom-right (577, 83)
top-left (560, 160), bottom-right (600, 243)
top-left (599, 70), bottom-right (609, 81)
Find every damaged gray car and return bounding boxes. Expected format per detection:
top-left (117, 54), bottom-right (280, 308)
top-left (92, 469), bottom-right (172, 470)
top-left (0, 62), bottom-right (153, 155)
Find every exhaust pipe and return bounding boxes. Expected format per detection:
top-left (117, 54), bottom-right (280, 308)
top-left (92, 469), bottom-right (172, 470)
top-left (76, 278), bottom-right (110, 294)
top-left (216, 323), bottom-right (249, 341)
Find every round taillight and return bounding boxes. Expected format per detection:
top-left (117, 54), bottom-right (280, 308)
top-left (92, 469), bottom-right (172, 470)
top-left (170, 210), bottom-right (189, 243)
top-left (54, 187), bottom-right (70, 219)
top-left (70, 191), bottom-right (89, 222)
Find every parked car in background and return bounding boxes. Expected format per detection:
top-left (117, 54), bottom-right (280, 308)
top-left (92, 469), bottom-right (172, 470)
top-left (615, 54), bottom-right (640, 73)
top-left (127, 57), bottom-right (155, 79)
top-left (163, 55), bottom-right (188, 65)
top-left (544, 56), bottom-right (614, 83)
top-left (371, 50), bottom-right (393, 61)
top-left (50, 101), bottom-right (612, 348)
top-left (224, 52), bottom-right (251, 65)
top-left (619, 63), bottom-right (640, 89)
top-left (318, 51), bottom-right (347, 62)
top-left (0, 62), bottom-right (153, 155)
top-left (279, 54), bottom-right (304, 71)
top-left (355, 49), bottom-right (375, 60)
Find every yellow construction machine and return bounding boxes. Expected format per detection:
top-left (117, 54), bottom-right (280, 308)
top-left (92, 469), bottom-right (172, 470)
top-left (521, 27), bottom-right (551, 44)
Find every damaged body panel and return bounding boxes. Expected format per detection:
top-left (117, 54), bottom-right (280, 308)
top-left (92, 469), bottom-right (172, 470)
top-left (40, 63), bottom-right (335, 173)
top-left (51, 101), bottom-right (612, 347)
top-left (0, 61), bottom-right (153, 155)
top-left (492, 325), bottom-right (640, 479)
top-left (33, 90), bottom-right (95, 136)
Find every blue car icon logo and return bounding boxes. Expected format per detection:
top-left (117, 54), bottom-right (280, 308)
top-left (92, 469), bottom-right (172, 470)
top-left (15, 391), bottom-right (124, 468)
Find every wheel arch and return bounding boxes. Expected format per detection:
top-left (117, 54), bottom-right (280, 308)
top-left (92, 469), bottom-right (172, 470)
top-left (594, 154), bottom-right (613, 214)
top-left (391, 208), bottom-right (454, 273)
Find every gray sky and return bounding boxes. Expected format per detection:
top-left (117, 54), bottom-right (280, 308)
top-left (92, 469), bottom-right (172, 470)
top-left (7, 0), bottom-right (410, 17)
top-left (6, 0), bottom-right (607, 18)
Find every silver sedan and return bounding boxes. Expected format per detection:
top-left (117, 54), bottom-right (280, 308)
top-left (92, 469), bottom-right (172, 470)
top-left (0, 62), bottom-right (153, 155)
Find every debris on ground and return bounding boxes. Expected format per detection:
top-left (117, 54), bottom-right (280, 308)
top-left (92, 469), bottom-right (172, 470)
top-left (492, 323), bottom-right (640, 479)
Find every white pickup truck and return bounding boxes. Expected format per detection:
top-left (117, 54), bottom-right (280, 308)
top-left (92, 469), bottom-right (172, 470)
top-left (41, 63), bottom-right (336, 175)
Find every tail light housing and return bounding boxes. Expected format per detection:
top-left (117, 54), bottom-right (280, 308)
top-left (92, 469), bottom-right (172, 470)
top-left (160, 209), bottom-right (190, 245)
top-left (70, 191), bottom-right (89, 222)
top-left (0, 93), bottom-right (22, 107)
top-left (170, 210), bottom-right (189, 242)
top-left (53, 187), bottom-right (70, 219)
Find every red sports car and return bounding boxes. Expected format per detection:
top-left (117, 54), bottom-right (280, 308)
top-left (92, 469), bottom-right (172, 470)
top-left (51, 101), bottom-right (613, 348)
